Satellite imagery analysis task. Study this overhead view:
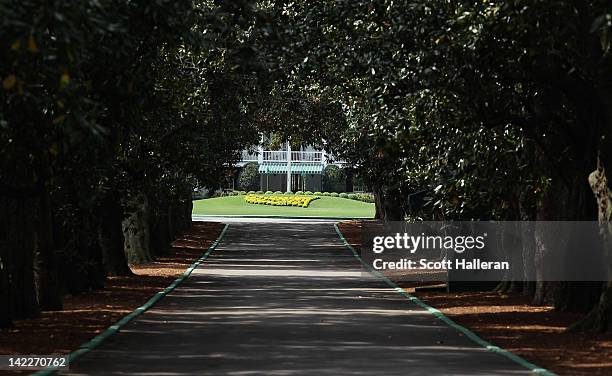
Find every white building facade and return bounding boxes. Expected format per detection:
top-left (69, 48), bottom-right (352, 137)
top-left (237, 142), bottom-right (347, 192)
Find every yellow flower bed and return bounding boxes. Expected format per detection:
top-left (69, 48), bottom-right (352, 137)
top-left (244, 194), bottom-right (319, 208)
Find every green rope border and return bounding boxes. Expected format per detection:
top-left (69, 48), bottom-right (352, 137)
top-left (32, 224), bottom-right (230, 376)
top-left (333, 223), bottom-right (556, 376)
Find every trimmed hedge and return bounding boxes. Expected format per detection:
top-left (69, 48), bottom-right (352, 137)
top-left (355, 193), bottom-right (375, 203)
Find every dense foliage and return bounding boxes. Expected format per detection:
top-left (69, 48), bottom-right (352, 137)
top-left (0, 0), bottom-right (262, 326)
top-left (238, 162), bottom-right (261, 191)
top-left (2, 0), bottom-right (612, 332)
top-left (323, 165), bottom-right (347, 193)
top-left (255, 1), bottom-right (612, 331)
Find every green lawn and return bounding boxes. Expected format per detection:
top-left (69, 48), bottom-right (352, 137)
top-left (192, 195), bottom-right (375, 218)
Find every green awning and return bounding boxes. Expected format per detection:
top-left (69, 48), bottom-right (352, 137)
top-left (259, 162), bottom-right (324, 175)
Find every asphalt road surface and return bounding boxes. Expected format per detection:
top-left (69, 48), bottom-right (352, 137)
top-left (61, 220), bottom-right (531, 375)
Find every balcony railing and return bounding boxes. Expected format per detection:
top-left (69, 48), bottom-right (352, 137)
top-left (262, 150), bottom-right (287, 162)
top-left (292, 151), bottom-right (323, 162)
top-left (241, 149), bottom-right (345, 164)
top-left (259, 151), bottom-right (324, 162)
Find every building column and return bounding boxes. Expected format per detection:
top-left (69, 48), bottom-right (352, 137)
top-left (286, 142), bottom-right (292, 192)
top-left (257, 139), bottom-right (264, 165)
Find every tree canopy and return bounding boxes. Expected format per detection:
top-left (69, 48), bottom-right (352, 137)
top-left (2, 0), bottom-right (612, 331)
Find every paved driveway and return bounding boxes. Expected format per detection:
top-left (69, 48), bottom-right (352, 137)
top-left (62, 221), bottom-right (530, 375)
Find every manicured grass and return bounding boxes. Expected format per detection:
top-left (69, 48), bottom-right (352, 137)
top-left (192, 195), bottom-right (375, 218)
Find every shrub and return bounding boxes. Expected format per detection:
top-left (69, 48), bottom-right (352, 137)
top-left (339, 192), bottom-right (349, 199)
top-left (229, 191), bottom-right (239, 196)
top-left (273, 191), bottom-right (283, 195)
top-left (238, 162), bottom-right (260, 191)
top-left (348, 193), bottom-right (357, 200)
top-left (284, 191), bottom-right (293, 195)
top-left (314, 191), bottom-right (322, 196)
top-left (256, 191), bottom-right (264, 194)
top-left (305, 191), bottom-right (313, 195)
top-left (321, 192), bottom-right (330, 196)
top-left (247, 191), bottom-right (255, 194)
top-left (206, 191), bottom-right (218, 198)
top-left (323, 165), bottom-right (346, 192)
top-left (356, 193), bottom-right (375, 203)
top-left (295, 190), bottom-right (304, 195)
top-left (265, 191), bottom-right (273, 195)
top-left (330, 192), bottom-right (339, 197)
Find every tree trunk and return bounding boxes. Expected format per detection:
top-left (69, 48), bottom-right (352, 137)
top-left (495, 221), bottom-right (524, 293)
top-left (123, 192), bottom-right (153, 265)
top-left (98, 194), bottom-right (132, 276)
top-left (33, 189), bottom-right (63, 311)
top-left (373, 186), bottom-right (383, 220)
top-left (531, 166), bottom-right (598, 309)
top-left (572, 158), bottom-right (612, 331)
top-left (0, 243), bottom-right (10, 327)
top-left (150, 199), bottom-right (171, 257)
top-left (167, 200), bottom-right (177, 239)
top-left (520, 221), bottom-right (536, 297)
top-left (518, 185), bottom-right (537, 297)
top-left (0, 199), bottom-right (13, 327)
top-left (1, 196), bottom-right (39, 319)
top-left (533, 183), bottom-right (567, 305)
top-left (382, 192), bottom-right (403, 221)
top-left (372, 185), bottom-right (403, 221)
top-left (80, 206), bottom-right (106, 291)
top-left (180, 186), bottom-right (193, 232)
top-left (345, 169), bottom-right (354, 192)
top-left (555, 281), bottom-right (601, 313)
top-left (168, 187), bottom-right (193, 237)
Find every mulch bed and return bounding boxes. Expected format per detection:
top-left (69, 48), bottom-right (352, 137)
top-left (0, 221), bottom-right (223, 374)
top-left (337, 220), bottom-right (612, 376)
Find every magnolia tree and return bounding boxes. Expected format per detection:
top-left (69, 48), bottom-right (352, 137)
top-left (2, 0), bottom-right (611, 332)
top-left (0, 0), bottom-right (263, 327)
top-left (255, 0), bottom-right (612, 330)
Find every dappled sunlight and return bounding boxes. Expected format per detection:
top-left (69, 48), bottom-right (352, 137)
top-left (63, 222), bottom-right (532, 375)
top-left (413, 290), bottom-right (612, 376)
top-left (195, 268), bottom-right (364, 277)
top-left (0, 222), bottom-right (225, 358)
